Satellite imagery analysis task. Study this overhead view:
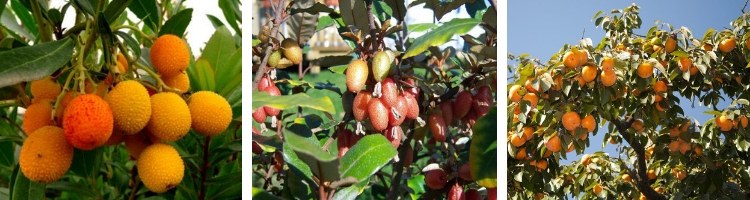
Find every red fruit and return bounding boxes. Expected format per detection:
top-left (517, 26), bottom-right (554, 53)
top-left (368, 98), bottom-right (389, 131)
top-left (404, 78), bottom-right (420, 98)
top-left (252, 141), bottom-right (263, 154)
top-left (447, 182), bottom-right (464, 200)
top-left (337, 129), bottom-right (353, 158)
top-left (384, 126), bottom-right (403, 149)
top-left (346, 60), bottom-right (369, 92)
top-left (488, 188), bottom-right (496, 200)
top-left (472, 86), bottom-right (492, 116)
top-left (252, 108), bottom-right (266, 123)
top-left (425, 169), bottom-right (448, 190)
top-left (273, 152), bottom-right (284, 172)
top-left (453, 91), bottom-right (473, 118)
top-left (353, 91), bottom-right (373, 121)
top-left (464, 189), bottom-right (481, 200)
top-left (404, 94), bottom-right (419, 120)
top-left (429, 113), bottom-right (447, 142)
top-left (439, 102), bottom-right (454, 125)
top-left (463, 110), bottom-right (478, 127)
top-left (263, 84), bottom-right (281, 116)
top-left (258, 76), bottom-right (272, 91)
top-left (403, 144), bottom-right (414, 168)
top-left (381, 78), bottom-right (399, 107)
top-left (459, 164), bottom-right (472, 181)
top-left (388, 96), bottom-right (408, 126)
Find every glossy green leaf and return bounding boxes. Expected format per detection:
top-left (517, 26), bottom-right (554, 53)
top-left (9, 165), bottom-right (44, 200)
top-left (0, 38), bottom-right (74, 88)
top-left (282, 142), bottom-right (314, 182)
top-left (331, 180), bottom-right (368, 200)
top-left (70, 148), bottom-right (103, 178)
top-left (10, 0), bottom-right (36, 38)
top-left (403, 18), bottom-right (480, 59)
top-left (218, 0), bottom-right (241, 34)
top-left (469, 107), bottom-right (497, 188)
top-left (215, 48), bottom-right (241, 97)
top-left (0, 0), bottom-right (9, 18)
top-left (188, 59), bottom-right (216, 92)
top-left (252, 187), bottom-right (282, 200)
top-left (200, 26), bottom-right (236, 74)
top-left (103, 0), bottom-right (132, 23)
top-left (159, 8), bottom-right (192, 36)
top-left (285, 123), bottom-right (340, 182)
top-left (339, 134), bottom-right (397, 182)
top-left (253, 91), bottom-right (336, 114)
top-left (128, 0), bottom-right (159, 31)
top-left (407, 23), bottom-right (437, 33)
top-left (46, 181), bottom-right (97, 198)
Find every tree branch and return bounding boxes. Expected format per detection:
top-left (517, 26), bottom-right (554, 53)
top-left (610, 117), bottom-right (665, 200)
top-left (198, 136), bottom-right (212, 200)
top-left (253, 0), bottom-right (287, 90)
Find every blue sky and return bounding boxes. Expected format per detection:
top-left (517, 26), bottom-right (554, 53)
top-left (509, 1), bottom-right (744, 164)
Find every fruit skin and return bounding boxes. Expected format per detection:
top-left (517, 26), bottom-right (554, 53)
top-left (22, 99), bottom-right (54, 135)
top-left (380, 78), bottom-right (399, 107)
top-left (546, 135), bottom-right (562, 152)
top-left (137, 143), bottom-right (185, 193)
top-left (384, 126), bottom-right (403, 148)
top-left (163, 72), bottom-right (191, 93)
top-left (464, 189), bottom-right (481, 200)
top-left (600, 69), bottom-right (616, 87)
top-left (473, 86), bottom-right (492, 116)
top-left (252, 108), bottom-right (266, 123)
top-left (371, 51), bottom-right (392, 82)
top-left (453, 91), bottom-right (473, 118)
top-left (388, 95), bottom-right (408, 126)
top-left (439, 101), bottom-right (454, 125)
top-left (562, 51), bottom-right (579, 68)
top-left (353, 91), bottom-right (373, 121)
top-left (509, 85), bottom-right (522, 102)
top-left (150, 34), bottom-right (190, 77)
top-left (447, 182), bottom-right (463, 200)
top-left (30, 76), bottom-right (61, 100)
top-left (268, 50), bottom-right (282, 68)
top-left (581, 115), bottom-right (596, 133)
top-left (487, 188), bottom-right (497, 200)
top-left (665, 36), bottom-right (677, 53)
top-left (719, 38), bottom-right (736, 53)
top-left (581, 65), bottom-right (597, 82)
top-left (337, 129), bottom-right (353, 158)
top-left (717, 115), bottom-right (733, 132)
top-left (257, 76), bottom-right (272, 91)
top-left (459, 163), bottom-right (472, 181)
top-left (562, 111), bottom-right (581, 131)
top-left (147, 92), bottom-right (192, 142)
top-left (522, 93), bottom-right (538, 108)
top-left (403, 94), bottom-right (419, 120)
top-left (281, 38), bottom-right (303, 64)
top-left (424, 169), bottom-right (448, 190)
top-left (20, 126), bottom-right (73, 183)
top-left (63, 94), bottom-right (114, 150)
top-left (637, 62), bottom-right (653, 78)
top-left (124, 133), bottom-right (152, 160)
top-left (367, 98), bottom-right (389, 131)
top-left (117, 53), bottom-right (129, 72)
top-left (346, 60), bottom-right (369, 93)
top-left (262, 84), bottom-right (282, 116)
top-left (429, 113), bottom-right (448, 142)
top-left (188, 91), bottom-right (233, 136)
top-left (105, 80), bottom-right (152, 134)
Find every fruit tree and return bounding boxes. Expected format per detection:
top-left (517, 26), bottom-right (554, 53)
top-left (508, 4), bottom-right (750, 199)
top-left (0, 0), bottom-right (241, 199)
top-left (252, 0), bottom-right (497, 199)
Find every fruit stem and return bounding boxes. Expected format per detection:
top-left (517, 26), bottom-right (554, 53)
top-left (198, 136), bottom-right (212, 200)
top-left (128, 166), bottom-right (139, 200)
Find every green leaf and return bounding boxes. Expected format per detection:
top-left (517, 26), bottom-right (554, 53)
top-left (339, 134), bottom-right (397, 182)
top-left (384, 0), bottom-right (406, 21)
top-left (282, 143), bottom-right (314, 183)
top-left (128, 0), bottom-right (159, 31)
top-left (10, 0), bottom-right (37, 37)
top-left (189, 59), bottom-right (216, 92)
top-left (403, 18), bottom-right (480, 58)
top-left (115, 31), bottom-right (141, 59)
top-left (252, 91), bottom-right (336, 114)
top-left (215, 48), bottom-right (241, 97)
top-left (316, 15), bottom-right (335, 32)
top-left (328, 65), bottom-right (348, 74)
top-left (407, 23), bottom-right (437, 33)
top-left (339, 0), bottom-right (370, 34)
top-left (252, 187), bottom-right (282, 199)
top-left (69, 148), bottom-right (103, 178)
top-left (159, 8), bottom-right (193, 36)
top-left (0, 0), bottom-right (9, 18)
top-left (470, 107), bottom-right (497, 188)
top-left (46, 181), bottom-right (97, 198)
top-left (218, 0), bottom-right (241, 34)
top-left (287, 0), bottom-right (319, 44)
top-left (9, 165), bottom-right (44, 200)
top-left (284, 123), bottom-right (340, 183)
top-left (331, 180), bottom-right (368, 200)
top-left (0, 38), bottom-right (74, 88)
top-left (200, 26), bottom-right (236, 74)
top-left (103, 0), bottom-right (132, 23)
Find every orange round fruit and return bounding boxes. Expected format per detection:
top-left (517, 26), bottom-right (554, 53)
top-left (632, 119), bottom-right (644, 132)
top-left (514, 147), bottom-right (527, 160)
top-left (22, 99), bottom-right (54, 135)
top-left (637, 62), bottom-right (653, 78)
top-left (522, 127), bottom-right (535, 140)
top-left (522, 93), bottom-right (538, 108)
top-left (188, 91), bottom-right (233, 136)
top-left (63, 94), bottom-right (114, 150)
top-left (719, 38), bottom-right (736, 53)
top-left (679, 57), bottom-right (693, 73)
top-left (600, 69), bottom-right (616, 87)
top-left (581, 65), bottom-right (597, 83)
top-left (163, 72), bottom-right (190, 93)
top-left (150, 34), bottom-right (190, 77)
top-left (717, 115), bottom-right (733, 132)
top-left (654, 80), bottom-right (667, 93)
top-left (124, 133), bottom-right (152, 160)
top-left (694, 145), bottom-right (703, 156)
top-left (546, 135), bottom-right (562, 152)
top-left (30, 76), bottom-right (61, 100)
top-left (601, 57), bottom-right (614, 71)
top-left (622, 174), bottom-right (632, 182)
top-left (510, 133), bottom-right (525, 147)
top-left (105, 80), bottom-right (152, 134)
top-left (575, 49), bottom-right (589, 66)
top-left (647, 169), bottom-right (656, 180)
top-left (509, 85), bottom-right (522, 102)
top-left (19, 126), bottom-right (73, 183)
top-left (593, 184), bottom-right (603, 194)
top-left (148, 92), bottom-right (192, 142)
top-left (562, 111), bottom-right (581, 131)
top-left (581, 115), bottom-right (595, 133)
top-left (563, 51), bottom-right (579, 68)
top-left (524, 79), bottom-right (537, 93)
top-left (581, 154), bottom-right (592, 166)
top-left (665, 36), bottom-right (677, 53)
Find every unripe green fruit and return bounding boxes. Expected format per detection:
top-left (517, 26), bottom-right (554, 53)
top-left (268, 50), bottom-right (282, 68)
top-left (346, 60), bottom-right (369, 93)
top-left (371, 51), bottom-right (391, 82)
top-left (281, 38), bottom-right (302, 65)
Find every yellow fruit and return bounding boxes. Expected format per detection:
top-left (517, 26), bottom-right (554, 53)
top-left (575, 49), bottom-right (589, 66)
top-left (150, 34), bottom-right (190, 77)
top-left (717, 115), bottom-right (733, 132)
top-left (105, 80), bottom-right (152, 134)
top-left (637, 62), bottom-right (653, 78)
top-left (281, 38), bottom-right (303, 65)
top-left (19, 126), bottom-right (73, 183)
top-left (546, 135), bottom-right (562, 152)
top-left (147, 93), bottom-right (191, 141)
top-left (30, 76), bottom-right (61, 100)
top-left (188, 91), bottom-right (232, 136)
top-left (124, 133), bottom-right (153, 160)
top-left (137, 143), bottom-right (185, 193)
top-left (601, 57), bottom-right (615, 71)
top-left (719, 38), bottom-right (736, 53)
top-left (22, 99), bottom-right (54, 135)
top-left (163, 72), bottom-right (191, 93)
top-left (117, 53), bottom-right (129, 72)
top-left (562, 111), bottom-right (581, 131)
top-left (63, 94), bottom-right (114, 150)
top-left (581, 65), bottom-right (597, 83)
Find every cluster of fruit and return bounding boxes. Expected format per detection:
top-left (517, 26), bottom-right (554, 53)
top-left (268, 38), bottom-right (303, 69)
top-left (20, 34), bottom-right (233, 193)
top-left (423, 163), bottom-right (495, 200)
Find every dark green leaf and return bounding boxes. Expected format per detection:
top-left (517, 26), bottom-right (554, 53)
top-left (339, 0), bottom-right (369, 33)
top-left (287, 0), bottom-right (319, 44)
top-left (403, 18), bottom-right (480, 58)
top-left (253, 91), bottom-right (336, 114)
top-left (10, 0), bottom-right (37, 37)
top-left (0, 38), bottom-right (74, 88)
top-left (218, 0), bottom-right (242, 34)
top-left (469, 107), bottom-right (497, 188)
top-left (103, 0), bottom-right (132, 23)
top-left (215, 48), bottom-right (242, 97)
top-left (339, 134), bottom-right (397, 182)
top-left (285, 124), bottom-right (340, 183)
top-left (70, 148), bottom-right (103, 178)
top-left (282, 143), bottom-right (314, 183)
top-left (200, 26), bottom-right (236, 75)
top-left (159, 8), bottom-right (193, 36)
top-left (9, 165), bottom-right (44, 200)
top-left (252, 187), bottom-right (282, 200)
top-left (128, 0), bottom-right (159, 31)
top-left (189, 59), bottom-right (216, 92)
top-left (384, 0), bottom-right (406, 21)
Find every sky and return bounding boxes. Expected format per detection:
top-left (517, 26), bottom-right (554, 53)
top-left (509, 1), bottom-right (744, 164)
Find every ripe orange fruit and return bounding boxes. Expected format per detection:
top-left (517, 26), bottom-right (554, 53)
top-left (552, 73), bottom-right (563, 91)
top-left (522, 127), bottom-right (535, 140)
top-left (19, 126), bottom-right (73, 183)
top-left (525, 79), bottom-right (537, 93)
top-left (601, 57), bottom-right (615, 71)
top-left (632, 119), bottom-right (644, 132)
top-left (622, 174), bottom-right (632, 182)
top-left (668, 140), bottom-right (680, 153)
top-left (581, 65), bottom-right (597, 83)
top-left (63, 94), bottom-right (114, 150)
top-left (30, 76), bottom-right (62, 100)
top-left (575, 75), bottom-right (586, 86)
top-left (117, 53), bottom-right (129, 72)
top-left (647, 169), bottom-right (657, 180)
top-left (514, 147), bottom-right (527, 160)
top-left (581, 154), bottom-right (592, 166)
top-left (546, 134), bottom-right (562, 152)
top-left (716, 115), bottom-right (733, 132)
top-left (737, 115), bottom-right (749, 128)
top-left (563, 51), bottom-right (579, 68)
top-left (672, 168), bottom-right (687, 181)
top-left (600, 69), bottom-right (616, 87)
top-left (562, 111), bottom-right (581, 131)
top-left (533, 160), bottom-right (548, 171)
top-left (510, 133), bottom-right (525, 147)
top-left (653, 80), bottom-right (667, 93)
top-left (576, 49), bottom-right (589, 66)
top-left (163, 72), bottom-right (190, 93)
top-left (679, 140), bottom-right (691, 154)
top-left (150, 34), bottom-right (190, 77)
top-left (22, 99), bottom-right (54, 135)
top-left (509, 85), bottom-right (523, 102)
top-left (352, 91), bottom-right (372, 121)
top-left (522, 93), bottom-right (538, 108)
top-left (637, 62), bottom-right (653, 78)
top-left (719, 38), bottom-right (736, 53)
top-left (679, 57), bottom-right (693, 72)
top-left (665, 36), bottom-right (677, 53)
top-left (581, 115), bottom-right (595, 133)
top-left (593, 184), bottom-right (603, 194)
top-left (345, 60), bottom-right (369, 93)
top-left (694, 145), bottom-right (703, 156)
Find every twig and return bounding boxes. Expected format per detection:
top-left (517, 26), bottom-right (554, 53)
top-left (253, 0), bottom-right (287, 90)
top-left (610, 117), bottom-right (665, 200)
top-left (197, 136), bottom-right (212, 200)
top-left (386, 122), bottom-right (415, 199)
top-left (128, 166), bottom-right (139, 200)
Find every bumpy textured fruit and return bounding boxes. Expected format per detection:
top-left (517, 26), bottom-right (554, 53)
top-left (263, 84), bottom-right (281, 116)
top-left (20, 126), bottom-right (73, 183)
top-left (105, 80), bottom-right (151, 134)
top-left (63, 94), bottom-right (113, 150)
top-left (472, 86), bottom-right (492, 116)
top-left (346, 60), bottom-right (369, 93)
top-left (252, 108), bottom-right (266, 123)
top-left (281, 38), bottom-right (303, 64)
top-left (137, 143), bottom-right (185, 193)
top-left (429, 113), bottom-right (447, 142)
top-left (388, 96), bottom-right (408, 126)
top-left (150, 34), bottom-right (190, 77)
top-left (117, 53), bottom-right (129, 72)
top-left (30, 76), bottom-right (61, 100)
top-left (424, 169), bottom-right (448, 190)
top-left (124, 133), bottom-right (152, 159)
top-left (380, 78), bottom-right (399, 107)
top-left (163, 72), bottom-right (190, 93)
top-left (447, 182), bottom-right (463, 200)
top-left (404, 94), bottom-right (419, 120)
top-left (353, 91), bottom-right (372, 121)
top-left (439, 101), bottom-right (454, 125)
top-left (188, 91), bottom-right (232, 136)
top-left (23, 99), bottom-right (54, 135)
top-left (384, 126), bottom-right (403, 148)
top-left (148, 92), bottom-right (191, 141)
top-left (372, 51), bottom-right (392, 82)
top-left (452, 91), bottom-right (473, 118)
top-left (367, 98), bottom-right (389, 131)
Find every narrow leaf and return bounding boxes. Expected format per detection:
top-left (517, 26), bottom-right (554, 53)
top-left (0, 38), bottom-right (74, 88)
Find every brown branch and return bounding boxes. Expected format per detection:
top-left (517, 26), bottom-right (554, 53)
top-left (128, 165), bottom-right (139, 200)
top-left (198, 136), bottom-right (212, 200)
top-left (610, 117), bottom-right (665, 200)
top-left (252, 0), bottom-right (287, 90)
